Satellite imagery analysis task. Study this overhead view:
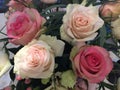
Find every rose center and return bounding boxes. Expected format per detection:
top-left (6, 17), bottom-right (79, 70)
top-left (86, 55), bottom-right (99, 67)
top-left (10, 15), bottom-right (29, 35)
top-left (76, 17), bottom-right (88, 26)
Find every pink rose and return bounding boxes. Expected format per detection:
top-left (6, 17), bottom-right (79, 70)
top-left (60, 4), bottom-right (104, 44)
top-left (73, 45), bottom-right (113, 83)
top-left (7, 8), bottom-right (45, 45)
top-left (99, 1), bottom-right (120, 21)
top-left (14, 39), bottom-right (55, 79)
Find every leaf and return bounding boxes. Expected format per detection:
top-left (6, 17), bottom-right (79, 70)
top-left (72, 0), bottom-right (80, 4)
top-left (70, 46), bottom-right (79, 61)
top-left (9, 67), bottom-right (15, 81)
top-left (16, 80), bottom-right (27, 90)
top-left (85, 0), bottom-right (97, 6)
top-left (41, 4), bottom-right (66, 16)
top-left (101, 82), bottom-right (115, 90)
top-left (8, 46), bottom-right (23, 54)
top-left (41, 78), bottom-right (50, 85)
top-left (99, 25), bottom-right (107, 47)
top-left (33, 87), bottom-right (40, 90)
top-left (0, 38), bottom-right (10, 42)
top-left (60, 70), bottom-right (76, 88)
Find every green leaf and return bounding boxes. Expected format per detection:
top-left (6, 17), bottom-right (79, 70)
top-left (0, 38), bottom-right (10, 42)
top-left (99, 82), bottom-right (115, 90)
top-left (70, 46), bottom-right (79, 60)
top-left (16, 80), bottom-right (26, 90)
top-left (41, 78), bottom-right (50, 85)
top-left (99, 25), bottom-right (107, 47)
top-left (85, 0), bottom-right (97, 6)
top-left (72, 0), bottom-right (80, 4)
top-left (33, 87), bottom-right (40, 90)
top-left (9, 67), bottom-right (15, 81)
top-left (41, 4), bottom-right (66, 16)
top-left (60, 70), bottom-right (76, 88)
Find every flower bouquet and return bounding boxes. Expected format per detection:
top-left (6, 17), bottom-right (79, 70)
top-left (0, 0), bottom-right (120, 90)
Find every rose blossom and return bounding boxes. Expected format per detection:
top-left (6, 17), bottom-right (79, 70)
top-left (99, 0), bottom-right (120, 22)
top-left (73, 45), bottom-right (113, 83)
top-left (7, 8), bottom-right (45, 45)
top-left (14, 39), bottom-right (55, 78)
top-left (60, 4), bottom-right (104, 44)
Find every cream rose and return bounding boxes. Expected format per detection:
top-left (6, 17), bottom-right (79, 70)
top-left (14, 39), bottom-right (55, 78)
top-left (60, 4), bottom-right (104, 44)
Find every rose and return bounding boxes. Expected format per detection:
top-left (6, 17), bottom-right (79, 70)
top-left (60, 4), bottom-right (104, 44)
top-left (99, 1), bottom-right (120, 21)
top-left (8, 0), bottom-right (32, 11)
top-left (0, 50), bottom-right (11, 77)
top-left (14, 39), bottom-right (55, 78)
top-left (72, 45), bottom-right (113, 83)
top-left (111, 18), bottom-right (120, 39)
top-left (7, 8), bottom-right (45, 45)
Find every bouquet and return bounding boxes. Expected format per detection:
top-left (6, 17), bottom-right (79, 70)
top-left (0, 0), bottom-right (120, 90)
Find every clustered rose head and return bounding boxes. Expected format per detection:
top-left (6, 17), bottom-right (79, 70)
top-left (7, 7), bottom-right (45, 45)
top-left (72, 45), bottom-right (113, 83)
top-left (99, 0), bottom-right (120, 22)
top-left (14, 39), bottom-right (55, 78)
top-left (60, 4), bottom-right (104, 44)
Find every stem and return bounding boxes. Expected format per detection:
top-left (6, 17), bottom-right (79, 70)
top-left (0, 25), bottom-right (6, 32)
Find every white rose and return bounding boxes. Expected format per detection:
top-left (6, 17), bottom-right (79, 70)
top-left (14, 39), bottom-right (55, 79)
top-left (60, 4), bottom-right (104, 44)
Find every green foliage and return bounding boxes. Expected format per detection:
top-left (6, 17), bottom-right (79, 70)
top-left (41, 78), bottom-right (50, 85)
top-left (60, 70), bottom-right (76, 88)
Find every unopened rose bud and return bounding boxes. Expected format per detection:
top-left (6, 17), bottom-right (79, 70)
top-left (99, 1), bottom-right (120, 22)
top-left (24, 79), bottom-right (31, 84)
